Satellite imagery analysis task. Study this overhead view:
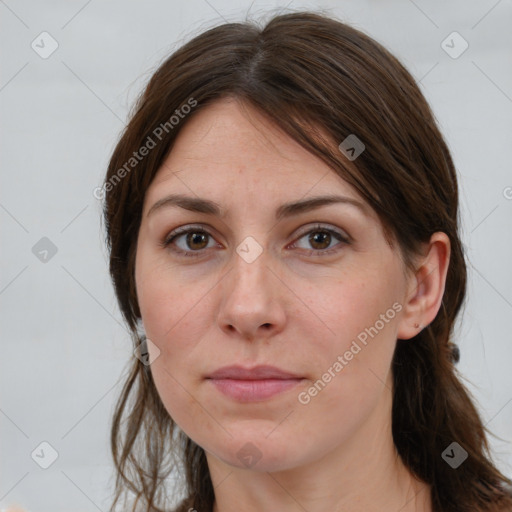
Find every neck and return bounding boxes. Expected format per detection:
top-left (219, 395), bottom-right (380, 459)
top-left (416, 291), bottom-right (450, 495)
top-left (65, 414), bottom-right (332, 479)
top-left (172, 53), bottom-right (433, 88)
top-left (209, 443), bottom-right (431, 512)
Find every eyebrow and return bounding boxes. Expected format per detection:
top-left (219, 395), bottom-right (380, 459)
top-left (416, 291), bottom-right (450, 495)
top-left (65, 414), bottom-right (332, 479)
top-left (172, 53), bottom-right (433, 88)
top-left (147, 193), bottom-right (368, 220)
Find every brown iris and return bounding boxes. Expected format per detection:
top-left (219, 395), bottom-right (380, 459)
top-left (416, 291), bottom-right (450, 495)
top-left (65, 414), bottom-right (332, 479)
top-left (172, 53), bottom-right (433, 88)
top-left (186, 232), bottom-right (209, 250)
top-left (308, 230), bottom-right (331, 250)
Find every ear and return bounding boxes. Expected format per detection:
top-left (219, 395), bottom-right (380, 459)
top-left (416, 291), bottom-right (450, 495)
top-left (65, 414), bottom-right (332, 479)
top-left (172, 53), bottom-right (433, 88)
top-left (397, 232), bottom-right (451, 340)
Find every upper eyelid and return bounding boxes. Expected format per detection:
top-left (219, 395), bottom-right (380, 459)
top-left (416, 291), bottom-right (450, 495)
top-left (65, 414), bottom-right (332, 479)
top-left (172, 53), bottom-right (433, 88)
top-left (293, 223), bottom-right (350, 240)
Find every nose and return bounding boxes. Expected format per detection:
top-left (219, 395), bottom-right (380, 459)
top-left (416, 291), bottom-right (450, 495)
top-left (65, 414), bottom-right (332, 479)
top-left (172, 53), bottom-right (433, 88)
top-left (216, 245), bottom-right (287, 341)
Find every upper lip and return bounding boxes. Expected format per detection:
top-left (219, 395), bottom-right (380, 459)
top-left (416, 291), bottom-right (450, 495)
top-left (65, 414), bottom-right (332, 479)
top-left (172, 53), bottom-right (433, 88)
top-left (206, 365), bottom-right (302, 380)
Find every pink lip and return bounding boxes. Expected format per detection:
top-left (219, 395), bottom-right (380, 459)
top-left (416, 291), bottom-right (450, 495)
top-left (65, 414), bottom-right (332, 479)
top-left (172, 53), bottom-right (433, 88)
top-left (206, 365), bottom-right (304, 402)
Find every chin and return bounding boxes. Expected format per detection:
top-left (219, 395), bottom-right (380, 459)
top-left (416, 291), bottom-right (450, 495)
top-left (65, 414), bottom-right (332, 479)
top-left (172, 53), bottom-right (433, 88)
top-left (203, 432), bottom-right (307, 473)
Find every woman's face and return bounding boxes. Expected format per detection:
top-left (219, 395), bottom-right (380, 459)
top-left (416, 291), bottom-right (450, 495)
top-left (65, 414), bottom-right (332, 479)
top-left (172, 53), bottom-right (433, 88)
top-left (135, 97), bottom-right (413, 473)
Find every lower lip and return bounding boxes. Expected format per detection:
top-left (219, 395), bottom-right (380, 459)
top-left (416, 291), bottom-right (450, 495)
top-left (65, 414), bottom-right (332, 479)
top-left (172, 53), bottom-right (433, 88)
top-left (208, 378), bottom-right (303, 401)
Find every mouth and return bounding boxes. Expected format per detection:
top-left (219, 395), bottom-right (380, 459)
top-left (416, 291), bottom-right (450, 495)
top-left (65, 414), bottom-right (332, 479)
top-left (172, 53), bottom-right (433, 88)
top-left (205, 365), bottom-right (304, 402)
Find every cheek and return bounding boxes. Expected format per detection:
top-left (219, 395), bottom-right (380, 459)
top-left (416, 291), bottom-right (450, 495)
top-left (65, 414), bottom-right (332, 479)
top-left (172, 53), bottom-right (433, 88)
top-left (135, 251), bottom-right (217, 416)
top-left (135, 248), bottom-right (211, 344)
top-left (150, 359), bottom-right (214, 438)
top-left (294, 264), bottom-right (401, 403)
top-left (136, 266), bottom-right (213, 431)
top-left (295, 263), bottom-right (401, 351)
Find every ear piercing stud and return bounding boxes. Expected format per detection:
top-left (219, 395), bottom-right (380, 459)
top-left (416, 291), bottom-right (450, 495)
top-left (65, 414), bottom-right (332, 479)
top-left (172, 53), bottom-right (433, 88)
top-left (414, 322), bottom-right (422, 329)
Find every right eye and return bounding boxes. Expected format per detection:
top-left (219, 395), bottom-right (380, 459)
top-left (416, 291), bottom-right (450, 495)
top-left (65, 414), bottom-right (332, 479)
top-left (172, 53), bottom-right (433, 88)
top-left (161, 225), bottom-right (219, 257)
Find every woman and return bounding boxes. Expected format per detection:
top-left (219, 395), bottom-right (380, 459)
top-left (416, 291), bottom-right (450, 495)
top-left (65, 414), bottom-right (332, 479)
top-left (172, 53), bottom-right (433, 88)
top-left (102, 10), bottom-right (512, 512)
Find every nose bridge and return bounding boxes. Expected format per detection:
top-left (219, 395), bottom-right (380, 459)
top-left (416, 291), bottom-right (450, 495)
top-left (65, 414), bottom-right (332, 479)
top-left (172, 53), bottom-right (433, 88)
top-left (228, 237), bottom-right (272, 302)
top-left (217, 238), bottom-right (285, 337)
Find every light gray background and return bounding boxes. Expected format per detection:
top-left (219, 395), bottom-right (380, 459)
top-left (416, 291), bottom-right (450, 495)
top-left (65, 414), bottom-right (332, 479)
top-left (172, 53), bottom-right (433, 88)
top-left (1, 1), bottom-right (511, 510)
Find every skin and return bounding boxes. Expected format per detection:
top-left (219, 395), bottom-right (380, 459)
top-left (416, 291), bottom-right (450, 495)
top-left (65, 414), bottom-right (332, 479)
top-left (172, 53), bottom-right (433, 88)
top-left (135, 97), bottom-right (450, 512)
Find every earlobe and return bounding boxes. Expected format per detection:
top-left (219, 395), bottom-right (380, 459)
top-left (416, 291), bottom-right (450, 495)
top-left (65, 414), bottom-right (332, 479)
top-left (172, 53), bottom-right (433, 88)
top-left (397, 232), bottom-right (451, 340)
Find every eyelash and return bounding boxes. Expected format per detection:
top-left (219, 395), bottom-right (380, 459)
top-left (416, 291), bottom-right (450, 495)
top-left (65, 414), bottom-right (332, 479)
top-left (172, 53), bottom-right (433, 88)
top-left (160, 223), bottom-right (350, 258)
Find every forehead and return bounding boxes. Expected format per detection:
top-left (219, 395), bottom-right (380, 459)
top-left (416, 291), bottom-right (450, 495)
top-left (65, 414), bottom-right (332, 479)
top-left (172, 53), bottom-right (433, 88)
top-left (145, 97), bottom-right (365, 206)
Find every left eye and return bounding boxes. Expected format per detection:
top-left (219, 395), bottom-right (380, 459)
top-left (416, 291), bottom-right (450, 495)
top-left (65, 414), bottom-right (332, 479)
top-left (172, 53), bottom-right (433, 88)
top-left (290, 226), bottom-right (349, 255)
top-left (162, 224), bottom-right (349, 257)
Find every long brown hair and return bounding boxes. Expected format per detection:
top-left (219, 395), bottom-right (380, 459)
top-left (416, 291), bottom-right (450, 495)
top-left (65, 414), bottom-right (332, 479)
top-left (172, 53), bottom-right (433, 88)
top-left (102, 10), bottom-right (512, 512)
